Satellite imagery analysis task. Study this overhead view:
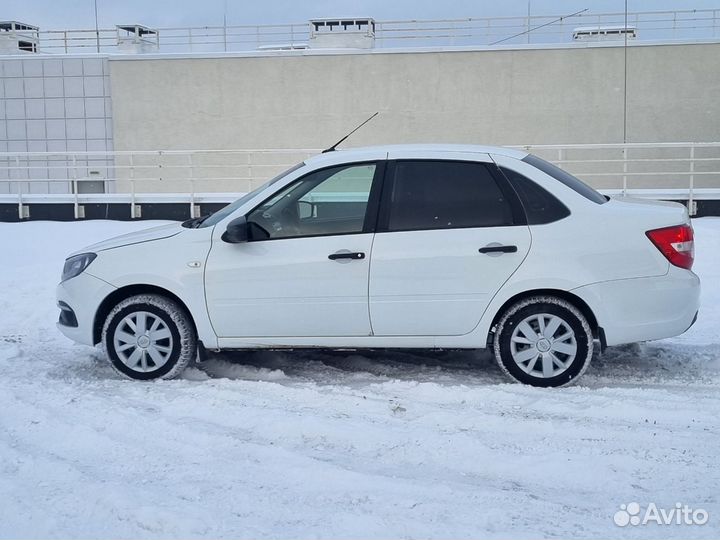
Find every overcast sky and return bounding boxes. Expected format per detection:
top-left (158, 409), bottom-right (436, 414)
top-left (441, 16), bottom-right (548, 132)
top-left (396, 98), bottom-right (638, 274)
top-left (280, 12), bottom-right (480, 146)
top-left (4, 0), bottom-right (720, 30)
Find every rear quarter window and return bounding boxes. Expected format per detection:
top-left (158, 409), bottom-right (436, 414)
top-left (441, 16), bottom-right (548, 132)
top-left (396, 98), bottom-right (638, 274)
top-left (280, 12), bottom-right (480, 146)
top-left (499, 167), bottom-right (570, 224)
top-left (523, 154), bottom-right (608, 205)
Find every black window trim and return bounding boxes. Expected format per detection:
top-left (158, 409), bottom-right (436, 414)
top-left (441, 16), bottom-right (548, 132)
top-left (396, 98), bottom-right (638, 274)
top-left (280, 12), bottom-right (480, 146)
top-left (522, 153), bottom-right (608, 205)
top-left (376, 158), bottom-right (527, 234)
top-left (242, 160), bottom-right (387, 242)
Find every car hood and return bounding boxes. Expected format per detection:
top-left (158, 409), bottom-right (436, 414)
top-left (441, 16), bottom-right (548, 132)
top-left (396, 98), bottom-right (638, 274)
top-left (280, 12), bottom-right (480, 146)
top-left (72, 222), bottom-right (183, 255)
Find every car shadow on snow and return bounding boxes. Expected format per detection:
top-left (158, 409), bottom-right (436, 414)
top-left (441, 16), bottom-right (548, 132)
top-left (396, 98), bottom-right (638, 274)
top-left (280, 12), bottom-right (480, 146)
top-left (191, 348), bottom-right (506, 386)
top-left (53, 338), bottom-right (719, 388)
top-left (184, 341), bottom-right (720, 389)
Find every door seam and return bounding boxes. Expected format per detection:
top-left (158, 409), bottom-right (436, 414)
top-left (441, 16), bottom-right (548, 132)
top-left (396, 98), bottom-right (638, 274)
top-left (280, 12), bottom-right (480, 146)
top-left (366, 232), bottom-right (377, 336)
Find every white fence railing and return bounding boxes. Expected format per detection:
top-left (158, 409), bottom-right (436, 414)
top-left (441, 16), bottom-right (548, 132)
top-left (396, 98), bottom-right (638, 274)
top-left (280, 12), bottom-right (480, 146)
top-left (14, 9), bottom-right (720, 55)
top-left (515, 142), bottom-right (720, 215)
top-left (0, 148), bottom-right (318, 219)
top-left (2, 142), bottom-right (720, 218)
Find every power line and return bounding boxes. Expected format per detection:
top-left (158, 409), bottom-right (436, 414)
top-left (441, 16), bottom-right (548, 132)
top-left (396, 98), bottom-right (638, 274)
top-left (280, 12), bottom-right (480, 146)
top-left (489, 8), bottom-right (588, 46)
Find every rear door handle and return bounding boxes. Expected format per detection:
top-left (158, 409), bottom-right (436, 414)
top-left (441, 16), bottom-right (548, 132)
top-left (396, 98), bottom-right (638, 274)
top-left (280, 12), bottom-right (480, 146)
top-left (328, 251), bottom-right (365, 261)
top-left (479, 244), bottom-right (518, 254)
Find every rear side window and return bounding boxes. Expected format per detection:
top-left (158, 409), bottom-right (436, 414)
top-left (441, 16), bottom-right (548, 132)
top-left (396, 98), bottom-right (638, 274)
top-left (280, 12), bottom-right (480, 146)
top-left (386, 160), bottom-right (514, 231)
top-left (523, 153), bottom-right (607, 204)
top-left (499, 167), bottom-right (570, 224)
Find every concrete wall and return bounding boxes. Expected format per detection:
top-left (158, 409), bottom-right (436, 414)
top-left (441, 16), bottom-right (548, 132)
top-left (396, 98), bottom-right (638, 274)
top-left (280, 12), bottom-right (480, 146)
top-left (108, 42), bottom-right (720, 191)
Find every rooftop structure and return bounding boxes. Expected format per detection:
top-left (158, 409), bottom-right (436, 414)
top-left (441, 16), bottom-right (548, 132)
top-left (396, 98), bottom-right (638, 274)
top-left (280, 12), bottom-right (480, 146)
top-left (572, 25), bottom-right (638, 41)
top-left (0, 9), bottom-right (717, 55)
top-left (0, 21), bottom-right (39, 54)
top-left (116, 24), bottom-right (159, 53)
top-left (308, 18), bottom-right (376, 49)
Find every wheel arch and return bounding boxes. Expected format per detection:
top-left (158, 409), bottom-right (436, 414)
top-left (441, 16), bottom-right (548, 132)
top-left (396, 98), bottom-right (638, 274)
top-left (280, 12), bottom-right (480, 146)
top-left (93, 284), bottom-right (197, 345)
top-left (486, 288), bottom-right (601, 347)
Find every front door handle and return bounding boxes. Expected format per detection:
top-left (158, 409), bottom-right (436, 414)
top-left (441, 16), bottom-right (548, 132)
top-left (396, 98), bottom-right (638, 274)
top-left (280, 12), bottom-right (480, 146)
top-left (479, 244), bottom-right (518, 254)
top-left (328, 251), bottom-right (365, 261)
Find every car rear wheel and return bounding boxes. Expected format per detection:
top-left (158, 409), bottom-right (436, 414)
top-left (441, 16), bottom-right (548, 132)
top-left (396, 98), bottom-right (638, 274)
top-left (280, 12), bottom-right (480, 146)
top-left (102, 294), bottom-right (196, 380)
top-left (493, 295), bottom-right (593, 387)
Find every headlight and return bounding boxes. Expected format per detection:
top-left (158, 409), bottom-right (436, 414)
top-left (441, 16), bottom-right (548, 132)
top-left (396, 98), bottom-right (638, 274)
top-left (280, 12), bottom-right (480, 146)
top-left (61, 253), bottom-right (97, 282)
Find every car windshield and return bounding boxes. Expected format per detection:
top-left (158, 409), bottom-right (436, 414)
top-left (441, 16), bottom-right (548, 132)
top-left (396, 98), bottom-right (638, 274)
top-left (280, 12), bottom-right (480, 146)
top-left (195, 162), bottom-right (305, 228)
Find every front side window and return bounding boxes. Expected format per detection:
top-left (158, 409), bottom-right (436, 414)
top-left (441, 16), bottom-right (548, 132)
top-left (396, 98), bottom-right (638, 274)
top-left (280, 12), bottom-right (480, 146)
top-left (386, 160), bottom-right (514, 232)
top-left (247, 163), bottom-right (377, 240)
top-left (197, 162), bottom-right (305, 228)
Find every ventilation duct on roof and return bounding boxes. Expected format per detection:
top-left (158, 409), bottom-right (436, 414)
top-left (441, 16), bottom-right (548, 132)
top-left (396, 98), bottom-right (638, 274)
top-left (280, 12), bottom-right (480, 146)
top-left (0, 21), bottom-right (39, 55)
top-left (116, 24), bottom-right (159, 53)
top-left (573, 25), bottom-right (637, 41)
top-left (309, 18), bottom-right (375, 49)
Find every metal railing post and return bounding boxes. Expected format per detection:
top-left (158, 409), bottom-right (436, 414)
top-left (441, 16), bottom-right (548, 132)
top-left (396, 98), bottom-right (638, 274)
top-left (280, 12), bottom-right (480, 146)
top-left (71, 154), bottom-right (80, 218)
top-left (688, 145), bottom-right (696, 216)
top-left (17, 188), bottom-right (24, 219)
top-left (130, 154), bottom-right (136, 219)
top-left (14, 156), bottom-right (20, 190)
top-left (526, 13), bottom-right (531, 44)
top-left (247, 152), bottom-right (253, 193)
top-left (622, 146), bottom-right (628, 195)
top-left (189, 153), bottom-right (196, 218)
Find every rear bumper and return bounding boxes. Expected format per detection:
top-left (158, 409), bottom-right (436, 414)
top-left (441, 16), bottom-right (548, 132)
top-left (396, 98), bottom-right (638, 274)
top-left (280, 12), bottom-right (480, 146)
top-left (572, 266), bottom-right (700, 347)
top-left (56, 272), bottom-right (116, 346)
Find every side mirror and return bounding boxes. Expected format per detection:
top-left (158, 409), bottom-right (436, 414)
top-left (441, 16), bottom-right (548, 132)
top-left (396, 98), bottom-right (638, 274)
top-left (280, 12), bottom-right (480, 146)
top-left (298, 200), bottom-right (316, 219)
top-left (221, 216), bottom-right (249, 244)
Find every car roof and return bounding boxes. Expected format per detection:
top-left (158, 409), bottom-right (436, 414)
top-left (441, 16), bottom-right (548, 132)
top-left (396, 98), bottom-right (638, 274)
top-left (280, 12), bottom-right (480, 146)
top-left (305, 144), bottom-right (529, 166)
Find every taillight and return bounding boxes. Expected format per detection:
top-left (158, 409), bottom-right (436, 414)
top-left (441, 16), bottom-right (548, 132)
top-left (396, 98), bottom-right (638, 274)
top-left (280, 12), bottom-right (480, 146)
top-left (646, 224), bottom-right (694, 270)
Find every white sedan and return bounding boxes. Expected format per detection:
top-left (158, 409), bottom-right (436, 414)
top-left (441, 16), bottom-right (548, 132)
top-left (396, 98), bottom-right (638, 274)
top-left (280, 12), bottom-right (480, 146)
top-left (56, 145), bottom-right (700, 386)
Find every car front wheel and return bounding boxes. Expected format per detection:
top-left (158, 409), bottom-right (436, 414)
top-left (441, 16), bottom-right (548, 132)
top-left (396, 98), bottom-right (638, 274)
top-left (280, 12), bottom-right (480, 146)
top-left (102, 294), bottom-right (196, 380)
top-left (493, 295), bottom-right (594, 387)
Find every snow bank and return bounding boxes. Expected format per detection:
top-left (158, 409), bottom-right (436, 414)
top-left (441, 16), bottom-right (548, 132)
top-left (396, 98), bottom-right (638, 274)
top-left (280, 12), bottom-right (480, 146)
top-left (0, 218), bottom-right (718, 539)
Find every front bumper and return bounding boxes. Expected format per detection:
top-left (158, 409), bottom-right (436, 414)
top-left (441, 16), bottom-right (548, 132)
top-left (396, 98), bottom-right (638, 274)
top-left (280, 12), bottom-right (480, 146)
top-left (56, 272), bottom-right (116, 346)
top-left (572, 266), bottom-right (700, 347)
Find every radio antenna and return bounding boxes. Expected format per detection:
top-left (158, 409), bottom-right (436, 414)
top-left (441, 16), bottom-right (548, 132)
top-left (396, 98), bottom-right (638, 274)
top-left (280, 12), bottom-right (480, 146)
top-left (322, 112), bottom-right (379, 153)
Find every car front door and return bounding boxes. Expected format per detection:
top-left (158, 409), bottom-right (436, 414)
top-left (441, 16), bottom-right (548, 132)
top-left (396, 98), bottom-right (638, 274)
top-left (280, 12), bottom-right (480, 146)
top-left (205, 160), bottom-right (383, 338)
top-left (369, 152), bottom-right (531, 336)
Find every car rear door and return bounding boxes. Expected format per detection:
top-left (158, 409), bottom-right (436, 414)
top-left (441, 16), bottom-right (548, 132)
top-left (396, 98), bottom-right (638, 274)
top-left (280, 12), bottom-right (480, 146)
top-left (368, 151), bottom-right (531, 336)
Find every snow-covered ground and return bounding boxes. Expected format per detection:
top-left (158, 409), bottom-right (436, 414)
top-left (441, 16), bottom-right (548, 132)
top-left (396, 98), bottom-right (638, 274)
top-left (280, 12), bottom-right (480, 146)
top-left (1, 218), bottom-right (719, 539)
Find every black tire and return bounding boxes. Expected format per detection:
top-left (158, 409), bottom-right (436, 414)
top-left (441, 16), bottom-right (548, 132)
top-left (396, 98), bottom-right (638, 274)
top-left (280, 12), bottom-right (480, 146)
top-left (102, 294), bottom-right (196, 380)
top-left (493, 295), bottom-right (593, 387)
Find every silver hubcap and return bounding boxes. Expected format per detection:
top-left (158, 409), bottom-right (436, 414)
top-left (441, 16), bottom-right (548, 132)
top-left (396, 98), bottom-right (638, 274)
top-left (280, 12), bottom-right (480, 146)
top-left (113, 311), bottom-right (173, 373)
top-left (510, 313), bottom-right (577, 378)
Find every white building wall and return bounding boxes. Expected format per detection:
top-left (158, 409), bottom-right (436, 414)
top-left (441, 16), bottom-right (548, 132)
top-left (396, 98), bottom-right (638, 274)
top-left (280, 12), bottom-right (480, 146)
top-left (106, 42), bottom-right (720, 191)
top-left (0, 56), bottom-right (113, 193)
top-left (2, 41), bottom-right (720, 194)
